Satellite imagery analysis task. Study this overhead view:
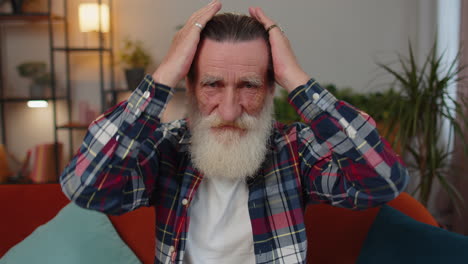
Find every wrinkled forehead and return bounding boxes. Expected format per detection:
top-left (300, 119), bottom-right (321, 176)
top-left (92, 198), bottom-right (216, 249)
top-left (193, 38), bottom-right (270, 81)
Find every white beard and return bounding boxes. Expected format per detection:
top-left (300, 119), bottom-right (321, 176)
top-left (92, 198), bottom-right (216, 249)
top-left (187, 96), bottom-right (274, 181)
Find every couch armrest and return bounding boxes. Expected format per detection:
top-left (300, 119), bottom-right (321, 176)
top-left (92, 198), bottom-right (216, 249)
top-left (108, 207), bottom-right (155, 264)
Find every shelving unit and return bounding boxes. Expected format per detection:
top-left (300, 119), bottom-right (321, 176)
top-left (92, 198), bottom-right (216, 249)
top-left (0, 0), bottom-right (115, 182)
top-left (54, 0), bottom-right (115, 160)
top-left (0, 13), bottom-right (54, 21)
top-left (0, 96), bottom-right (67, 102)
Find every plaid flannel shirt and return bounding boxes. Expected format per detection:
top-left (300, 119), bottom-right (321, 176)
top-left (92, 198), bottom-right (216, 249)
top-left (60, 75), bottom-right (408, 264)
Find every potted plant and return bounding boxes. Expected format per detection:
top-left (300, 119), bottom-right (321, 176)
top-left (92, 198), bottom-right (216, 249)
top-left (119, 39), bottom-right (151, 90)
top-left (378, 41), bottom-right (468, 210)
top-left (17, 61), bottom-right (52, 97)
top-left (274, 89), bottom-right (303, 124)
top-left (274, 83), bottom-right (398, 132)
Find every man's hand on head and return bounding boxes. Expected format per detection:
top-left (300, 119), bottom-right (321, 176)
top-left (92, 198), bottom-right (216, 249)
top-left (152, 0), bottom-right (222, 88)
top-left (249, 7), bottom-right (310, 93)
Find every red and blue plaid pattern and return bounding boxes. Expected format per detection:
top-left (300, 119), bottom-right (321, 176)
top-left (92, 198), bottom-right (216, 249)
top-left (60, 75), bottom-right (408, 264)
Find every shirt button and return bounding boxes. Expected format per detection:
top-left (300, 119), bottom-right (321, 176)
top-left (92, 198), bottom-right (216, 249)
top-left (143, 91), bottom-right (150, 99)
top-left (312, 93), bottom-right (320, 101)
top-left (347, 127), bottom-right (357, 139)
top-left (169, 246), bottom-right (175, 253)
top-left (135, 109), bottom-right (140, 116)
top-left (116, 135), bottom-right (120, 141)
top-left (181, 198), bottom-right (189, 206)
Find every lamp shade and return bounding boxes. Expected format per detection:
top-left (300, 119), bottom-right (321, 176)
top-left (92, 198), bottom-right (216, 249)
top-left (79, 3), bottom-right (110, 33)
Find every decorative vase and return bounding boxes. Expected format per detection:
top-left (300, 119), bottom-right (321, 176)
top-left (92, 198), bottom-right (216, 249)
top-left (125, 68), bottom-right (145, 90)
top-left (10, 0), bottom-right (23, 13)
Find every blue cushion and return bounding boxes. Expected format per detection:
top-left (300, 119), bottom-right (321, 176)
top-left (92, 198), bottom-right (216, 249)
top-left (0, 203), bottom-right (141, 264)
top-left (357, 205), bottom-right (468, 263)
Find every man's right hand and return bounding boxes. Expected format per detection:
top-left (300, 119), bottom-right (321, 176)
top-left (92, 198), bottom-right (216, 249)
top-left (152, 0), bottom-right (222, 88)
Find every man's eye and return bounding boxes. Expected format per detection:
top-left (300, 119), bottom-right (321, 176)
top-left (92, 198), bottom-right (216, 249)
top-left (244, 83), bottom-right (258, 89)
top-left (205, 82), bottom-right (218, 88)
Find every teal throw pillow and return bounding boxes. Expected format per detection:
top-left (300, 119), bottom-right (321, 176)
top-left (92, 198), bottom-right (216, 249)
top-left (0, 203), bottom-right (141, 264)
top-left (357, 205), bottom-right (468, 263)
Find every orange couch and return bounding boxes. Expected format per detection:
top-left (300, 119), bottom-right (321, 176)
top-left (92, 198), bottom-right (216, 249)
top-left (0, 184), bottom-right (438, 264)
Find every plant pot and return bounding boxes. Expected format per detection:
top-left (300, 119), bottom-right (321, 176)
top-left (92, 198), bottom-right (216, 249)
top-left (125, 68), bottom-right (145, 90)
top-left (10, 0), bottom-right (24, 13)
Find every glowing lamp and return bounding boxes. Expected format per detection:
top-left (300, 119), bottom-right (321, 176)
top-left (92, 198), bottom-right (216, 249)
top-left (79, 3), bottom-right (110, 33)
top-left (27, 100), bottom-right (49, 108)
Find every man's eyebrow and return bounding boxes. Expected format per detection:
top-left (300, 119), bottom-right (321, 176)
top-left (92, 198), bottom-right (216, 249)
top-left (199, 75), bottom-right (223, 85)
top-left (240, 75), bottom-right (263, 86)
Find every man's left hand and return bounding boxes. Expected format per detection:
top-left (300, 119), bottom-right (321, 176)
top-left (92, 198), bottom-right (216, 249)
top-left (249, 7), bottom-right (310, 92)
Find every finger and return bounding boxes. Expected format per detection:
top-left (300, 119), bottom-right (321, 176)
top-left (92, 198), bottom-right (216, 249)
top-left (190, 0), bottom-right (220, 20)
top-left (188, 0), bottom-right (221, 28)
top-left (249, 7), bottom-right (262, 23)
top-left (248, 7), bottom-right (258, 20)
top-left (197, 0), bottom-right (222, 26)
top-left (179, 1), bottom-right (220, 39)
top-left (184, 2), bottom-right (221, 36)
top-left (251, 7), bottom-right (276, 29)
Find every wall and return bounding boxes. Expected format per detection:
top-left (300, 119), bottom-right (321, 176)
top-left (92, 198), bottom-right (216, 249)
top-left (114, 0), bottom-right (422, 91)
top-left (1, 0), bottom-right (434, 164)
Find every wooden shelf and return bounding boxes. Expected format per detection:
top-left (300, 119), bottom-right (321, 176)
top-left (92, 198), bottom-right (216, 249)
top-left (53, 47), bottom-right (112, 52)
top-left (104, 87), bottom-right (185, 93)
top-left (0, 13), bottom-right (62, 23)
top-left (104, 89), bottom-right (130, 93)
top-left (0, 96), bottom-right (66, 102)
top-left (56, 123), bottom-right (89, 130)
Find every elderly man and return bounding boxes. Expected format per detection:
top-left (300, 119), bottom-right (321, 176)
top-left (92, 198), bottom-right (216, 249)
top-left (60, 1), bottom-right (408, 263)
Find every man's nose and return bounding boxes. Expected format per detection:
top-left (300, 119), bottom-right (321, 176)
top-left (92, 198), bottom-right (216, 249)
top-left (218, 89), bottom-right (242, 122)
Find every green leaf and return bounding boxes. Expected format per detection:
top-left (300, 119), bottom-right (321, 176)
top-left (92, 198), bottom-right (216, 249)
top-left (437, 172), bottom-right (465, 215)
top-left (377, 37), bottom-right (468, 208)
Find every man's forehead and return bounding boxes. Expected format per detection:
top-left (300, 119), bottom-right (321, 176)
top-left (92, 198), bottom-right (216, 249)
top-left (194, 39), bottom-right (269, 78)
top-left (199, 73), bottom-right (264, 84)
top-left (200, 37), bottom-right (269, 48)
top-left (196, 38), bottom-right (269, 61)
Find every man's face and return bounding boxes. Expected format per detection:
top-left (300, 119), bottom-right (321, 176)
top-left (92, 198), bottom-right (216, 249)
top-left (189, 38), bottom-right (273, 136)
top-left (186, 38), bottom-right (274, 180)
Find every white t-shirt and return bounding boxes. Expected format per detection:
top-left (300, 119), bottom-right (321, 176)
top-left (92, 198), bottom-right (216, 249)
top-left (184, 177), bottom-right (255, 264)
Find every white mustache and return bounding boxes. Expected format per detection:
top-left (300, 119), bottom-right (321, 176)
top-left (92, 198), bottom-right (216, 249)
top-left (203, 111), bottom-right (259, 131)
